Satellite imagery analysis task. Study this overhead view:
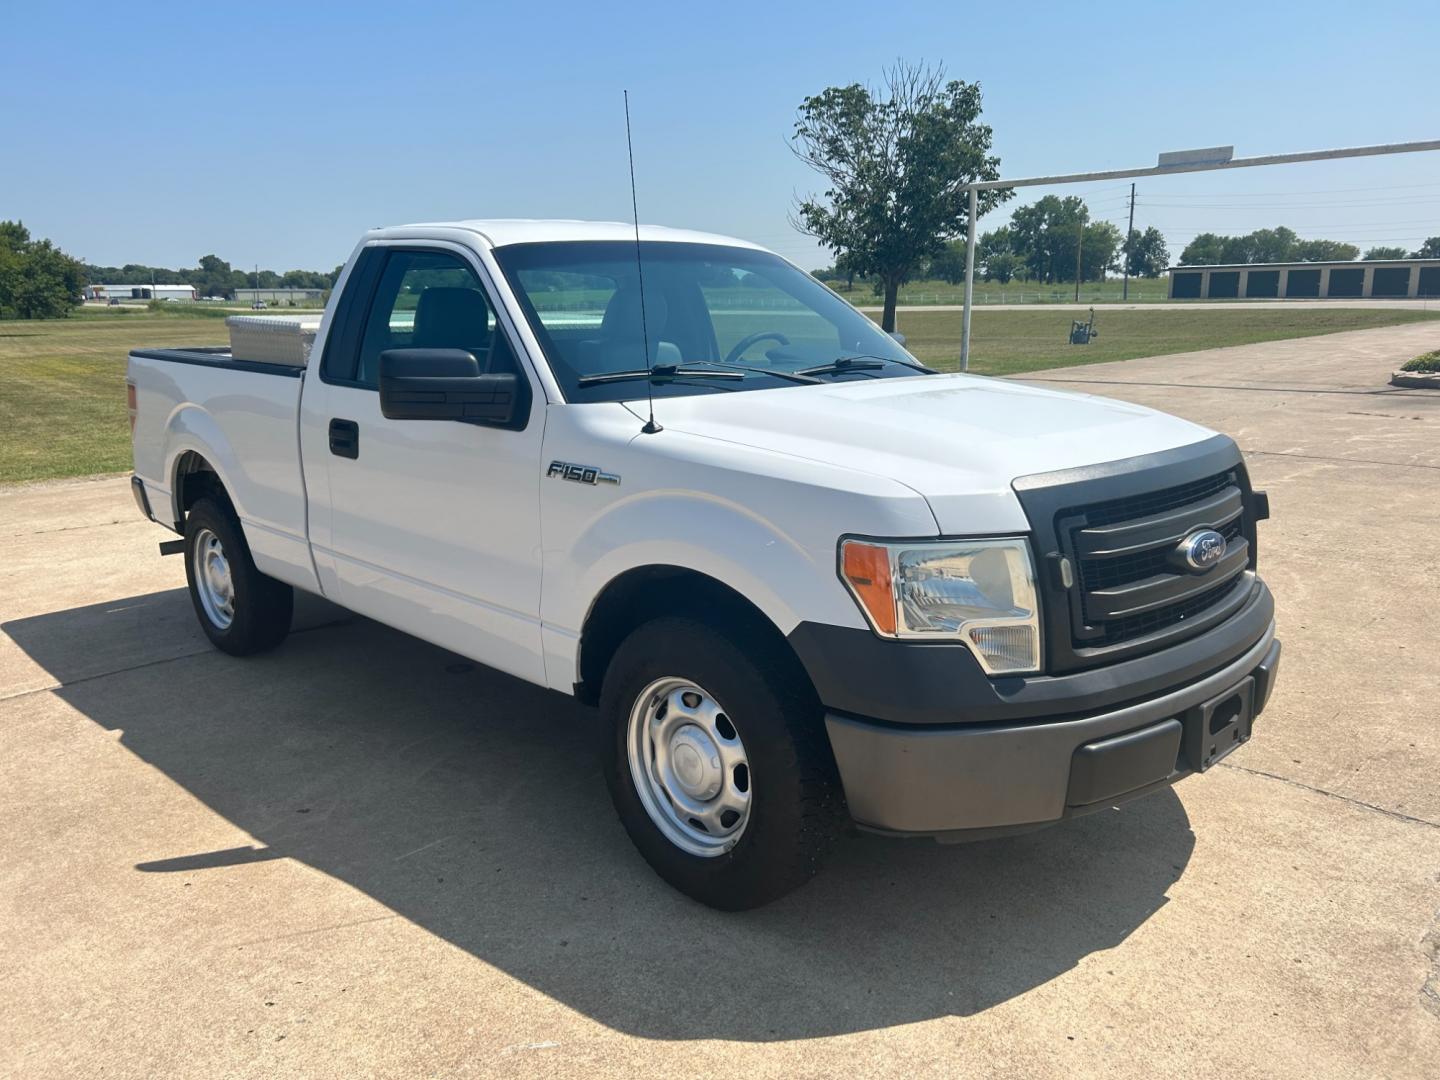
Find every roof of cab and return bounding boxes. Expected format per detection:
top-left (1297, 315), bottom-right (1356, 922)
top-left (374, 218), bottom-right (766, 251)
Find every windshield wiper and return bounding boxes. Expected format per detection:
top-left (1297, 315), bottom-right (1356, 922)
top-left (577, 360), bottom-right (823, 387)
top-left (683, 359), bottom-right (822, 384)
top-left (797, 355), bottom-right (937, 378)
top-left (577, 364), bottom-right (746, 387)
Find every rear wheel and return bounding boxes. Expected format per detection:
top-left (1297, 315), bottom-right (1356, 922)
top-left (601, 617), bottom-right (843, 910)
top-left (183, 496), bottom-right (293, 656)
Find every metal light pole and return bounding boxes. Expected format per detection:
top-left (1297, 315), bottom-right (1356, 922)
top-left (960, 186), bottom-right (977, 372)
top-left (956, 138), bottom-right (1440, 372)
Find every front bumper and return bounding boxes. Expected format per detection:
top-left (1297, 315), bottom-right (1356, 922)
top-left (817, 614), bottom-right (1281, 838)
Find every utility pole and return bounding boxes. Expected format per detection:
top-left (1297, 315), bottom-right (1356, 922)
top-left (960, 185), bottom-right (977, 372)
top-left (1122, 182), bottom-right (1136, 301)
top-left (1074, 208), bottom-right (1085, 303)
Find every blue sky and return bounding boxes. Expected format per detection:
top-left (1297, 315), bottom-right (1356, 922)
top-left (4, 1), bottom-right (1438, 272)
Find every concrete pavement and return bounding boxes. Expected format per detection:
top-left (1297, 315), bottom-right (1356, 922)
top-left (3, 321), bottom-right (1440, 1078)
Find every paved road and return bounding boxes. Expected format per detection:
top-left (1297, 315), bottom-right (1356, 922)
top-left (3, 322), bottom-right (1439, 1078)
top-left (860, 298), bottom-right (1440, 313)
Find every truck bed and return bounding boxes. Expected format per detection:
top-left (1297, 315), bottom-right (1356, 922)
top-left (129, 346), bottom-right (306, 379)
top-left (128, 346), bottom-right (317, 592)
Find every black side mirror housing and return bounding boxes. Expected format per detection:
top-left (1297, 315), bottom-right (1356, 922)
top-left (378, 348), bottom-right (518, 425)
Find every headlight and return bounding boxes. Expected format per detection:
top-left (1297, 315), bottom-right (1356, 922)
top-left (839, 537), bottom-right (1042, 674)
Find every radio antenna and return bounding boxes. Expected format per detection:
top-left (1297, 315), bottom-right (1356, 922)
top-left (624, 90), bottom-right (661, 435)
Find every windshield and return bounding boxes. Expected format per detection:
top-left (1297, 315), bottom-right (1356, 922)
top-left (491, 241), bottom-right (926, 402)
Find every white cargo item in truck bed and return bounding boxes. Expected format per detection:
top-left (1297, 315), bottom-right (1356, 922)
top-left (225, 315), bottom-right (321, 367)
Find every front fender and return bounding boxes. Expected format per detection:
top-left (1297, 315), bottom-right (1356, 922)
top-left (540, 488), bottom-right (890, 693)
top-left (572, 490), bottom-right (850, 636)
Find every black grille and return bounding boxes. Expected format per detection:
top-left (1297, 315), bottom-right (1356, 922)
top-left (1058, 469), bottom-right (1252, 653)
top-left (1085, 576), bottom-right (1244, 646)
top-left (1070, 469), bottom-right (1236, 530)
top-left (1077, 517), bottom-right (1243, 598)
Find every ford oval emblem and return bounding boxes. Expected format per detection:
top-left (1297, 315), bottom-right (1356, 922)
top-left (1181, 529), bottom-right (1227, 571)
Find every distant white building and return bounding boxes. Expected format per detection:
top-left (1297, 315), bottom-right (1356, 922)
top-left (86, 283), bottom-right (197, 301)
top-left (234, 287), bottom-right (327, 306)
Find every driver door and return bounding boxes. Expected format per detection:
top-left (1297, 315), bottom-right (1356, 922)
top-left (303, 243), bottom-right (546, 684)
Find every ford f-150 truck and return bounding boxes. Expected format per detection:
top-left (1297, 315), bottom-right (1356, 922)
top-left (127, 220), bottom-right (1281, 909)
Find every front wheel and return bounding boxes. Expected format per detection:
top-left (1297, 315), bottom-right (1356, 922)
top-left (183, 496), bottom-right (293, 656)
top-left (601, 617), bottom-right (843, 910)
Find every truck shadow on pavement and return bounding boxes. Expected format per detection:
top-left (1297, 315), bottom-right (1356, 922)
top-left (5, 588), bottom-right (1195, 1042)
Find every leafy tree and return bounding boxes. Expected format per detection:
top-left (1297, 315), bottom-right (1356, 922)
top-left (1242, 226), bottom-right (1298, 263)
top-left (1082, 221), bottom-right (1122, 281)
top-left (926, 239), bottom-right (969, 284)
top-left (1179, 233), bottom-right (1225, 265)
top-left (1006, 197), bottom-right (1118, 283)
top-left (977, 227), bottom-right (1016, 281)
top-left (790, 61), bottom-right (1007, 330)
top-left (1411, 237), bottom-right (1440, 259)
top-left (985, 251), bottom-right (1021, 284)
top-left (0, 221), bottom-right (85, 319)
top-left (1124, 226), bottom-right (1170, 278)
top-left (1180, 228), bottom-right (1357, 265)
top-left (1362, 246), bottom-right (1408, 261)
top-left (1009, 196), bottom-right (1079, 283)
top-left (1292, 238), bottom-right (1358, 262)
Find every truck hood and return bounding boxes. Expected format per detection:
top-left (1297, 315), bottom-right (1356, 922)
top-left (649, 373), bottom-right (1218, 534)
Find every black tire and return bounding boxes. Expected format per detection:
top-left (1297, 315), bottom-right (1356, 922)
top-left (601, 616), bottom-right (843, 910)
top-left (183, 495), bottom-right (293, 656)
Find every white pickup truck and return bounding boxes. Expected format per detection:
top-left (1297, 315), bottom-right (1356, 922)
top-left (128, 220), bottom-right (1280, 909)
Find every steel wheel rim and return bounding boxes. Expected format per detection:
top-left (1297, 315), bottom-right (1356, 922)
top-left (192, 527), bottom-right (235, 630)
top-left (626, 676), bottom-right (752, 858)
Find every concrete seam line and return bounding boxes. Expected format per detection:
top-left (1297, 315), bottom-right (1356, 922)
top-left (0, 617), bottom-right (356, 703)
top-left (1021, 376), bottom-right (1440, 398)
top-left (4, 518), bottom-right (128, 540)
top-left (0, 648), bottom-right (216, 703)
top-left (1218, 761), bottom-right (1440, 830)
top-left (1240, 449), bottom-right (1440, 472)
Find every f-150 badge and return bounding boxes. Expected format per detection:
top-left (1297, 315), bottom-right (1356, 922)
top-left (547, 460), bottom-right (620, 486)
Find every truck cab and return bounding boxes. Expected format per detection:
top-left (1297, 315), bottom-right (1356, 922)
top-left (128, 220), bottom-right (1280, 909)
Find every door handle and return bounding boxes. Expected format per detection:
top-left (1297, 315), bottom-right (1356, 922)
top-left (328, 418), bottom-right (359, 459)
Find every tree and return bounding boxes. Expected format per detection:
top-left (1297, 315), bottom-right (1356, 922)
top-left (1409, 238), bottom-right (1440, 259)
top-left (1362, 246), bottom-right (1408, 261)
top-left (1009, 196), bottom-right (1076, 283)
top-left (1124, 226), bottom-right (1170, 278)
top-left (1082, 221), bottom-right (1122, 281)
top-left (926, 239), bottom-right (969, 284)
top-left (1179, 233), bottom-right (1225, 265)
top-left (1240, 227), bottom-right (1296, 263)
top-left (1006, 196), bottom-right (1116, 283)
top-left (977, 227), bottom-right (1016, 281)
top-left (1180, 228), bottom-right (1357, 265)
top-left (0, 221), bottom-right (85, 319)
top-left (985, 251), bottom-right (1021, 284)
top-left (791, 61), bottom-right (1008, 331)
top-left (1293, 238), bottom-right (1358, 262)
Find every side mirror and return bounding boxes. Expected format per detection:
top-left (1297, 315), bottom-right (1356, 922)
top-left (378, 348), bottom-right (518, 425)
top-left (888, 331), bottom-right (906, 346)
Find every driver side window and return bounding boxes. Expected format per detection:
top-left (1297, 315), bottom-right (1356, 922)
top-left (354, 249), bottom-right (517, 388)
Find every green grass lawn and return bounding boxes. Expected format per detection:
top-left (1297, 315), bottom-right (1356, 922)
top-left (887, 306), bottom-right (1440, 375)
top-left (0, 315), bottom-right (230, 483)
top-left (3, 306), bottom-right (1439, 484)
top-left (835, 276), bottom-right (1179, 307)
